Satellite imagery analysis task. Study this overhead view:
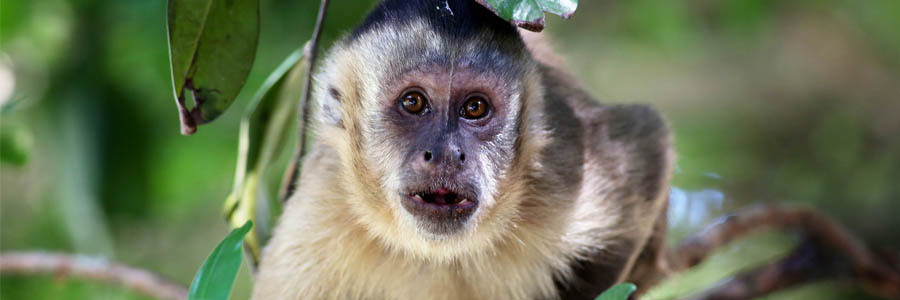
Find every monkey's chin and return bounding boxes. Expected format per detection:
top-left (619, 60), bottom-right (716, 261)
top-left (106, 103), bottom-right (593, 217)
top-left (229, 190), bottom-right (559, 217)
top-left (400, 188), bottom-right (479, 236)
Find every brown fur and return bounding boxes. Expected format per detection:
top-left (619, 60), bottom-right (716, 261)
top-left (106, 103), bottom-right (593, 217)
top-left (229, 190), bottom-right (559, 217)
top-left (252, 15), bottom-right (673, 300)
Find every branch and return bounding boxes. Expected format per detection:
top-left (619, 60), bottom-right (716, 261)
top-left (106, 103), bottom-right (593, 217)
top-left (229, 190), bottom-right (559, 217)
top-left (673, 206), bottom-right (900, 299)
top-left (278, 0), bottom-right (330, 203)
top-left (0, 251), bottom-right (188, 300)
top-left (686, 239), bottom-right (838, 300)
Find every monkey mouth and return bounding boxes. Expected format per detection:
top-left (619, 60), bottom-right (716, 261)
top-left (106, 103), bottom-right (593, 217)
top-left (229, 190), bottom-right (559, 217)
top-left (401, 187), bottom-right (479, 235)
top-left (409, 188), bottom-right (475, 206)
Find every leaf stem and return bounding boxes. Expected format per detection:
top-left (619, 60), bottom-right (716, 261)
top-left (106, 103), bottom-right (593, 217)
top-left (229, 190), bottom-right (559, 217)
top-left (278, 0), bottom-right (330, 203)
top-left (176, 94), bottom-right (197, 135)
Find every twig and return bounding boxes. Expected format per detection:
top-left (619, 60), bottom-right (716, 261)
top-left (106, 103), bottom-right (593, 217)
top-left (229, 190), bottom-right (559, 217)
top-left (685, 239), bottom-right (835, 300)
top-left (673, 206), bottom-right (900, 299)
top-left (0, 251), bottom-right (188, 300)
top-left (175, 86), bottom-right (197, 135)
top-left (278, 0), bottom-right (330, 203)
top-left (674, 206), bottom-right (865, 269)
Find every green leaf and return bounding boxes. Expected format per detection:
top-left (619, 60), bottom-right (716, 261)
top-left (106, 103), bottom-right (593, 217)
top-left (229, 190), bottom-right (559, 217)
top-left (0, 122), bottom-right (32, 166)
top-left (477, 0), bottom-right (578, 31)
top-left (596, 283), bottom-right (637, 300)
top-left (224, 45), bottom-right (310, 264)
top-left (167, 0), bottom-right (260, 134)
top-left (188, 220), bottom-right (253, 300)
top-left (242, 45), bottom-right (308, 178)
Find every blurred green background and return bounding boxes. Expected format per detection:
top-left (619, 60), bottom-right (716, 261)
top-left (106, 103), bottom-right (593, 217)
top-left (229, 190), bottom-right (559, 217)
top-left (1, 0), bottom-right (898, 299)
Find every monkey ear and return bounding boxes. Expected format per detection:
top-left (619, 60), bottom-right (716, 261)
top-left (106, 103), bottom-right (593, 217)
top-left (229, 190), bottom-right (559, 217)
top-left (316, 84), bottom-right (344, 127)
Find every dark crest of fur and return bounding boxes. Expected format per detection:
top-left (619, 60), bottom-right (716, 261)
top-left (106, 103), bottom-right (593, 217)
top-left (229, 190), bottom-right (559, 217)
top-left (351, 0), bottom-right (520, 43)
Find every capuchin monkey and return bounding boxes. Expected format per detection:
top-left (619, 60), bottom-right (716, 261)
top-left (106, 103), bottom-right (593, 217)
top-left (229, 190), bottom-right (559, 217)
top-left (253, 0), bottom-right (673, 299)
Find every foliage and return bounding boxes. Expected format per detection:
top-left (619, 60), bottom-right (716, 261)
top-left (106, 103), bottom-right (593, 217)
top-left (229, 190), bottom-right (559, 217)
top-left (188, 221), bottom-right (252, 300)
top-left (224, 45), bottom-right (309, 263)
top-left (595, 283), bottom-right (637, 300)
top-left (167, 0), bottom-right (260, 134)
top-left (0, 122), bottom-right (32, 166)
top-left (1, 98), bottom-right (32, 166)
top-left (477, 0), bottom-right (577, 31)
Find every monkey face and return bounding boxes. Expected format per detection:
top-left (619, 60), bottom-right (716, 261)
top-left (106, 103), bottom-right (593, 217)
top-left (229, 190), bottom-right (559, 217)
top-left (368, 55), bottom-right (528, 243)
top-left (315, 16), bottom-right (541, 258)
top-left (377, 65), bottom-right (519, 237)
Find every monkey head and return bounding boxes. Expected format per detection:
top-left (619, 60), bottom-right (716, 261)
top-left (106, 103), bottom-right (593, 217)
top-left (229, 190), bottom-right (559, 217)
top-left (312, 0), bottom-right (550, 261)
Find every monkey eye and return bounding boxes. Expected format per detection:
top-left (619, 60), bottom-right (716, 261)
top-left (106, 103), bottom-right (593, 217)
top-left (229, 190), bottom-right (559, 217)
top-left (460, 96), bottom-right (490, 119)
top-left (400, 90), bottom-right (428, 114)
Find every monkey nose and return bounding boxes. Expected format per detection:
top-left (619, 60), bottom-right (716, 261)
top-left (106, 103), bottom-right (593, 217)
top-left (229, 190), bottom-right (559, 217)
top-left (452, 146), bottom-right (466, 163)
top-left (422, 147), bottom-right (465, 164)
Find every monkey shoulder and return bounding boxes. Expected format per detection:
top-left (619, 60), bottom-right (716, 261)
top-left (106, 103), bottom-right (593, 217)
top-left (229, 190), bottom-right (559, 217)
top-left (537, 64), bottom-right (674, 299)
top-left (537, 64), bottom-right (673, 206)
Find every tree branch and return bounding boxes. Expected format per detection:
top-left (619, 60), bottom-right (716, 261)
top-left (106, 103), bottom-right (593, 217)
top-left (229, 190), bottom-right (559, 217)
top-left (686, 239), bottom-right (838, 300)
top-left (673, 206), bottom-right (900, 299)
top-left (278, 0), bottom-right (330, 203)
top-left (0, 251), bottom-right (188, 300)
